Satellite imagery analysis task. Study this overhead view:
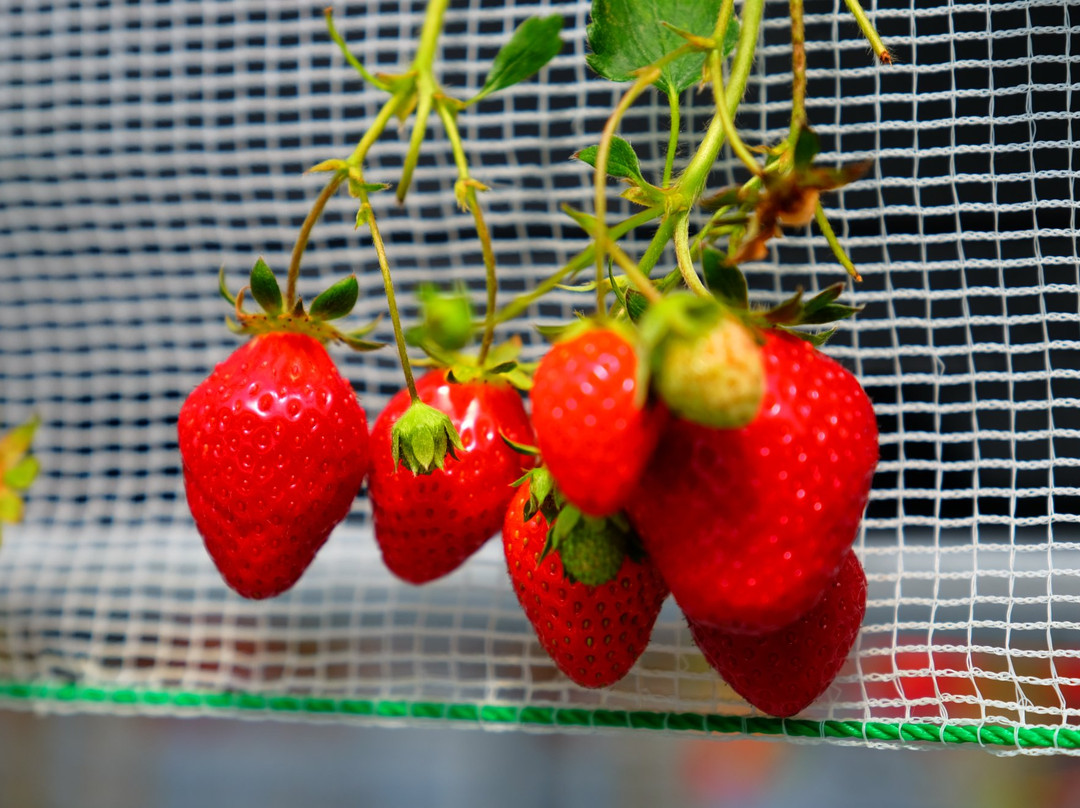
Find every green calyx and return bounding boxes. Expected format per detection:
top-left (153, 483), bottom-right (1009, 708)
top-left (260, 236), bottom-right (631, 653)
top-left (641, 293), bottom-right (764, 429)
top-left (544, 507), bottom-right (631, 587)
top-left (514, 465), bottom-right (559, 524)
top-left (515, 464), bottom-right (634, 587)
top-left (390, 400), bottom-right (465, 475)
top-left (0, 414), bottom-right (41, 539)
top-left (220, 259), bottom-right (384, 352)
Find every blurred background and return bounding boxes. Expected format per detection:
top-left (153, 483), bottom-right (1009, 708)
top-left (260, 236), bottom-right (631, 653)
top-left (1, 710), bottom-right (1078, 808)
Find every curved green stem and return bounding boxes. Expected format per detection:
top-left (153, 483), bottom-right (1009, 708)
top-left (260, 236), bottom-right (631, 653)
top-left (435, 98), bottom-right (499, 364)
top-left (673, 213), bottom-right (709, 296)
top-left (607, 242), bottom-right (663, 304)
top-left (285, 175), bottom-right (345, 310)
top-left (637, 214), bottom-right (678, 280)
top-left (325, 8), bottom-right (392, 91)
top-left (413, 0), bottom-right (450, 74)
top-left (361, 198), bottom-right (419, 401)
top-left (675, 0), bottom-right (763, 202)
top-left (813, 202), bottom-right (861, 281)
top-left (398, 81), bottom-right (435, 203)
top-left (396, 0), bottom-right (451, 202)
top-left (593, 44), bottom-right (695, 309)
top-left (710, 48), bottom-right (762, 178)
top-left (843, 0), bottom-right (892, 64)
top-left (348, 92), bottom-right (410, 167)
top-left (493, 207), bottom-right (663, 325)
top-left (663, 90), bottom-right (680, 187)
top-left (788, 0), bottom-right (808, 144)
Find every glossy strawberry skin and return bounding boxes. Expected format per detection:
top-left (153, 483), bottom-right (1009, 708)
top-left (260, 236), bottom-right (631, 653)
top-left (688, 549), bottom-right (867, 718)
top-left (368, 369), bottom-right (534, 584)
top-left (531, 327), bottom-right (666, 517)
top-left (627, 329), bottom-right (878, 634)
top-left (178, 332), bottom-right (370, 599)
top-left (503, 485), bottom-right (669, 688)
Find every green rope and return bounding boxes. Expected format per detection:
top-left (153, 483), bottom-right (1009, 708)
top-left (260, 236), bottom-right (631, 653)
top-left (0, 679), bottom-right (1076, 751)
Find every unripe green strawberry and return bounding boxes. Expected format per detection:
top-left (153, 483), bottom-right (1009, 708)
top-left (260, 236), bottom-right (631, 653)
top-left (655, 315), bottom-right (764, 428)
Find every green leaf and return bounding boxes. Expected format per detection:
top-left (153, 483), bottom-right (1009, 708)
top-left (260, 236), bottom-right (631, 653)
top-left (0, 490), bottom-right (22, 524)
top-left (624, 289), bottom-right (650, 323)
top-left (308, 158), bottom-right (347, 174)
top-left (249, 258), bottom-right (283, 316)
top-left (217, 265), bottom-right (236, 305)
top-left (471, 15), bottom-right (564, 104)
top-left (764, 289), bottom-right (805, 325)
top-left (722, 16), bottom-right (740, 57)
top-left (793, 124), bottom-right (821, 170)
top-left (702, 248), bottom-right (748, 308)
top-left (348, 179), bottom-right (390, 199)
top-left (780, 326), bottom-right (837, 347)
top-left (500, 432), bottom-right (539, 456)
top-left (586, 0), bottom-right (724, 97)
top-left (310, 275), bottom-right (359, 321)
top-left (574, 137), bottom-right (648, 186)
top-left (4, 455), bottom-right (39, 490)
top-left (337, 332), bottom-right (385, 352)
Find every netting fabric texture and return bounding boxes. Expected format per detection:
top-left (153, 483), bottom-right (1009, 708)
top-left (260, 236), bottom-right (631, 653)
top-left (2, 0), bottom-right (1080, 753)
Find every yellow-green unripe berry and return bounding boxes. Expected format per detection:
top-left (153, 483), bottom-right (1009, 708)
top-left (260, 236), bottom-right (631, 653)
top-left (656, 318), bottom-right (765, 429)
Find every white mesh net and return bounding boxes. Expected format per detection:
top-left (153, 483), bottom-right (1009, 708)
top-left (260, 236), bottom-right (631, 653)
top-left (2, 0), bottom-right (1080, 754)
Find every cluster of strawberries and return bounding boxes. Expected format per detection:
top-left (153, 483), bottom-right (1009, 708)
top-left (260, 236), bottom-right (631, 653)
top-left (178, 265), bottom-right (878, 718)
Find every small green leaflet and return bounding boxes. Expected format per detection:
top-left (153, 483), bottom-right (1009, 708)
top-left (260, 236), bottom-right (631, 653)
top-left (586, 0), bottom-right (725, 98)
top-left (471, 15), bottom-right (564, 105)
top-left (574, 136), bottom-right (648, 186)
top-left (702, 247), bottom-right (748, 308)
top-left (309, 275), bottom-right (359, 321)
top-left (249, 258), bottom-right (283, 316)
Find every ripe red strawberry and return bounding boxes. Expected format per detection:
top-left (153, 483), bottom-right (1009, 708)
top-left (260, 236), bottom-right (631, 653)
top-left (368, 369), bottom-right (534, 584)
top-left (530, 326), bottom-right (666, 517)
top-left (178, 332), bottom-right (370, 599)
top-left (503, 483), bottom-right (668, 688)
top-left (627, 328), bottom-right (878, 633)
top-left (688, 549), bottom-right (867, 717)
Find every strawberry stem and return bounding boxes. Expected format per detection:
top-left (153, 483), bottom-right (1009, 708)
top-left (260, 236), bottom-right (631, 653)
top-left (843, 0), bottom-right (892, 64)
top-left (324, 8), bottom-right (391, 91)
top-left (813, 202), bottom-right (862, 281)
top-left (434, 97), bottom-right (500, 365)
top-left (673, 213), bottom-right (709, 296)
top-left (285, 175), bottom-right (344, 310)
top-left (662, 90), bottom-right (680, 188)
top-left (788, 0), bottom-right (808, 145)
top-left (493, 206), bottom-right (663, 325)
top-left (592, 44), bottom-right (696, 312)
top-left (360, 194), bottom-right (420, 401)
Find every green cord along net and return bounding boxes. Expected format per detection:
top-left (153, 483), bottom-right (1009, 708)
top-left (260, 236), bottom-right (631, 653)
top-left (2, 0), bottom-right (1079, 755)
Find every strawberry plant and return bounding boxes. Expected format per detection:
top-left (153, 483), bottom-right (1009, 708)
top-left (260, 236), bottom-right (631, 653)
top-left (180, 0), bottom-right (893, 715)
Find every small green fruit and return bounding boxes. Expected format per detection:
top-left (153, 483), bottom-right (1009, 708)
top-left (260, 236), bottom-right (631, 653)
top-left (656, 317), bottom-right (764, 429)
